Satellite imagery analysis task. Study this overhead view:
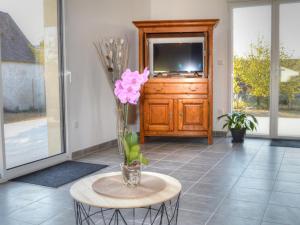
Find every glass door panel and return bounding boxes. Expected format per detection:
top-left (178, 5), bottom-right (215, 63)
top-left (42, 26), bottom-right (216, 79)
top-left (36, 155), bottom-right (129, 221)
top-left (0, 0), bottom-right (64, 169)
top-left (232, 5), bottom-right (272, 135)
top-left (278, 1), bottom-right (300, 137)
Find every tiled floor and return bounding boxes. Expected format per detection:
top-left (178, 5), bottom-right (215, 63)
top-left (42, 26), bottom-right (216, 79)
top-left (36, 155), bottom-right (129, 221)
top-left (1, 137), bottom-right (300, 225)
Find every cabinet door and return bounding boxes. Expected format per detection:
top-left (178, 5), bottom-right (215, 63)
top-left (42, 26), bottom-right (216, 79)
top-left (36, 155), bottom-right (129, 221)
top-left (178, 99), bottom-right (208, 131)
top-left (144, 99), bottom-right (173, 132)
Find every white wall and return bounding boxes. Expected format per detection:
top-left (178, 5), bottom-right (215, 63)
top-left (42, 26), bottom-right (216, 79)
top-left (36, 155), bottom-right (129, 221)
top-left (65, 0), bottom-right (230, 152)
top-left (150, 0), bottom-right (230, 131)
top-left (65, 0), bottom-right (150, 152)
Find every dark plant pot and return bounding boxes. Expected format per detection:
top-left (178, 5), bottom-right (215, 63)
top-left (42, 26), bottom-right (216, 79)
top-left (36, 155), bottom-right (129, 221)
top-left (230, 128), bottom-right (246, 143)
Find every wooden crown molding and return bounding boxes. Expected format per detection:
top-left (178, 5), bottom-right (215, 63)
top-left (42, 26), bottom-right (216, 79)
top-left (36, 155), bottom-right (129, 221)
top-left (133, 19), bottom-right (219, 28)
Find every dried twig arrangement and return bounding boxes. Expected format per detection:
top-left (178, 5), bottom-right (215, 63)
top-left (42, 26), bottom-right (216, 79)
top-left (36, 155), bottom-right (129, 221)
top-left (94, 37), bottom-right (129, 155)
top-left (94, 37), bottom-right (129, 90)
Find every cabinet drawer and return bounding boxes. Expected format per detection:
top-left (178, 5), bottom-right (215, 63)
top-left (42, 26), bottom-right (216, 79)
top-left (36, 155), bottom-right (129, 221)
top-left (144, 83), bottom-right (208, 94)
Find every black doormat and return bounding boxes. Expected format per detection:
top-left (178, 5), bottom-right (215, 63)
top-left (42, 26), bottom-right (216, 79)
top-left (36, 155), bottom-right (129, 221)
top-left (271, 139), bottom-right (300, 148)
top-left (13, 161), bottom-right (108, 188)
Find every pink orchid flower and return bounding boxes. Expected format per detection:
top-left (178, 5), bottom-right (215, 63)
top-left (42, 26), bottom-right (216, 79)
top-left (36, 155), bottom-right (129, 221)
top-left (114, 68), bottom-right (149, 105)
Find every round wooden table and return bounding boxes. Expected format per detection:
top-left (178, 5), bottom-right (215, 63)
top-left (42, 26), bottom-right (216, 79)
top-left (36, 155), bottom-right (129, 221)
top-left (70, 171), bottom-right (182, 225)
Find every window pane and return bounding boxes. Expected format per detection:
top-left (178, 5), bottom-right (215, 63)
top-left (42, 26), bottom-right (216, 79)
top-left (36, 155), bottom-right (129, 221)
top-left (233, 5), bottom-right (271, 135)
top-left (0, 0), bottom-right (63, 168)
top-left (278, 2), bottom-right (300, 137)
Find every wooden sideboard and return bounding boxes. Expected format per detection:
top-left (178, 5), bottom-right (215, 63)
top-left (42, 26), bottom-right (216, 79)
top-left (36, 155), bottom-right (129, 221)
top-left (133, 19), bottom-right (219, 144)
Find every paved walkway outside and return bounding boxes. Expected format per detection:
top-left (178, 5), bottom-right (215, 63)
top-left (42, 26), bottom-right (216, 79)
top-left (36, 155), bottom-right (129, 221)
top-left (4, 118), bottom-right (48, 169)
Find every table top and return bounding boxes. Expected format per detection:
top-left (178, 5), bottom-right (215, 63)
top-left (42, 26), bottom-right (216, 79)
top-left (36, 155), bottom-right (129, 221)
top-left (70, 172), bottom-right (182, 209)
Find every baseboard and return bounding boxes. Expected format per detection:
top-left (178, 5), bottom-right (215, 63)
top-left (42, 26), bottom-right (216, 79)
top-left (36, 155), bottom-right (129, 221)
top-left (213, 131), bottom-right (227, 137)
top-left (72, 131), bottom-right (227, 159)
top-left (72, 139), bottom-right (118, 159)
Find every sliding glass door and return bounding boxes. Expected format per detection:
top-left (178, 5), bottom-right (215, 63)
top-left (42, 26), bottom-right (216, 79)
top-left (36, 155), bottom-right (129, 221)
top-left (231, 0), bottom-right (300, 139)
top-left (232, 3), bottom-right (272, 135)
top-left (0, 0), bottom-right (66, 178)
top-left (278, 1), bottom-right (300, 137)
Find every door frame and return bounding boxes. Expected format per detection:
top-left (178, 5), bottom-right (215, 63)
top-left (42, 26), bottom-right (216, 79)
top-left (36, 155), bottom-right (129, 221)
top-left (229, 0), bottom-right (300, 140)
top-left (0, 0), bottom-right (70, 182)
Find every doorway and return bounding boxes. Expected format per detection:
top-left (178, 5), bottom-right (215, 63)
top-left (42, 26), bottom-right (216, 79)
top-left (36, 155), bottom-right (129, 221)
top-left (0, 0), bottom-right (67, 180)
top-left (231, 0), bottom-right (300, 139)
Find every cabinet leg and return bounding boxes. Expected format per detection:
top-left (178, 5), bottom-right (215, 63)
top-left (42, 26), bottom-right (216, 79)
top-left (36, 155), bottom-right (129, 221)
top-left (140, 134), bottom-right (145, 144)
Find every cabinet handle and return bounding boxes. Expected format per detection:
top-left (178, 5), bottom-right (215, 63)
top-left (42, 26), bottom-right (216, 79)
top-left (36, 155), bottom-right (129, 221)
top-left (189, 87), bottom-right (198, 91)
top-left (179, 112), bottom-right (183, 117)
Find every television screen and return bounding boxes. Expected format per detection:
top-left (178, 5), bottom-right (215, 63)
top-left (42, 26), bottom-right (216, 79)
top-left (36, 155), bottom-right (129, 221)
top-left (153, 42), bottom-right (203, 74)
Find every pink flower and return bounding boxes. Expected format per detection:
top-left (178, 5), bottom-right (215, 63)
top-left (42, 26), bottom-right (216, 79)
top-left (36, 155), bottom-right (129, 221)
top-left (114, 68), bottom-right (150, 105)
top-left (141, 67), bottom-right (150, 84)
top-left (122, 70), bottom-right (142, 91)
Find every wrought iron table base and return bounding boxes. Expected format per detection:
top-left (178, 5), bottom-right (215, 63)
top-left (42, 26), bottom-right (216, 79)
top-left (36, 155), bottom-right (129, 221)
top-left (74, 194), bottom-right (180, 225)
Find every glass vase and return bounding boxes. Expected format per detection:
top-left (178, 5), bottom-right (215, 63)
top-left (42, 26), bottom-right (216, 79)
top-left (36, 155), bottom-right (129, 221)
top-left (116, 103), bottom-right (127, 155)
top-left (121, 163), bottom-right (141, 188)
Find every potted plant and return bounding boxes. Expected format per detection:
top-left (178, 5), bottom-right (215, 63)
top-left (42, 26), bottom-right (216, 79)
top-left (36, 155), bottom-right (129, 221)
top-left (114, 68), bottom-right (150, 187)
top-left (218, 112), bottom-right (258, 143)
top-left (121, 132), bottom-right (149, 187)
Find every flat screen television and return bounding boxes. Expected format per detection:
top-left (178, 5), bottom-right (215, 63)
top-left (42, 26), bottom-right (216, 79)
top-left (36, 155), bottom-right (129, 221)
top-left (149, 37), bottom-right (205, 76)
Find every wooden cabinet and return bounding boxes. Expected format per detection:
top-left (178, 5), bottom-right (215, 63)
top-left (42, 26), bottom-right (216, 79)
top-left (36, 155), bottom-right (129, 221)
top-left (140, 78), bottom-right (211, 141)
top-left (134, 19), bottom-right (219, 145)
top-left (178, 99), bottom-right (208, 131)
top-left (144, 99), bottom-right (173, 132)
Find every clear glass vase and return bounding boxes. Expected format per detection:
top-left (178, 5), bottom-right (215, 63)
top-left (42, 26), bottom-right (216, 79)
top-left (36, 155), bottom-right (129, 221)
top-left (121, 163), bottom-right (141, 188)
top-left (116, 103), bottom-right (128, 155)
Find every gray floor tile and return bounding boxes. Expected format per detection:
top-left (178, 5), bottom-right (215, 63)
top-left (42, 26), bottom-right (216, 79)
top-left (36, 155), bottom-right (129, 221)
top-left (227, 187), bottom-right (271, 203)
top-left (36, 190), bottom-right (74, 210)
top-left (189, 156), bottom-right (220, 165)
top-left (263, 204), bottom-right (300, 225)
top-left (235, 177), bottom-right (275, 191)
top-left (180, 194), bottom-right (221, 213)
top-left (144, 166), bottom-right (173, 175)
top-left (260, 222), bottom-right (287, 225)
top-left (277, 172), bottom-right (300, 183)
top-left (163, 153), bottom-right (196, 162)
top-left (273, 181), bottom-right (300, 194)
top-left (0, 195), bottom-right (33, 216)
top-left (279, 164), bottom-right (300, 174)
top-left (170, 170), bottom-right (204, 182)
top-left (216, 199), bottom-right (267, 220)
top-left (177, 209), bottom-right (211, 225)
top-left (40, 209), bottom-right (75, 225)
top-left (241, 168), bottom-right (278, 180)
top-left (188, 182), bottom-right (232, 198)
top-left (8, 202), bottom-right (65, 225)
top-left (179, 163), bottom-right (212, 173)
top-left (206, 167), bottom-right (245, 177)
top-left (282, 158), bottom-right (300, 166)
top-left (207, 214), bottom-right (261, 225)
top-left (0, 217), bottom-right (33, 225)
top-left (151, 160), bottom-right (184, 170)
top-left (180, 181), bottom-right (197, 193)
top-left (144, 152), bottom-right (168, 160)
top-left (269, 192), bottom-right (300, 208)
top-left (199, 173), bottom-right (239, 186)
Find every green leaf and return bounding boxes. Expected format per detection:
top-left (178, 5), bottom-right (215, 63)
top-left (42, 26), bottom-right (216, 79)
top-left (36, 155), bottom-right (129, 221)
top-left (122, 138), bottom-right (130, 163)
top-left (125, 132), bottom-right (139, 147)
